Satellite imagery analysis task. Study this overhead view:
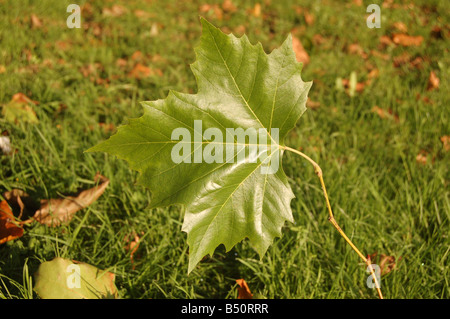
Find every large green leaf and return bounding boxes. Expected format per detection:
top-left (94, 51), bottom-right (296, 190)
top-left (88, 18), bottom-right (312, 273)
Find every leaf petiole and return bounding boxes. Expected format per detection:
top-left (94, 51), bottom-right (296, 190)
top-left (282, 145), bottom-right (383, 299)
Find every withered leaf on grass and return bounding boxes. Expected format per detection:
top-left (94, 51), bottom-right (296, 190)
top-left (236, 279), bottom-right (253, 299)
top-left (33, 174), bottom-right (109, 227)
top-left (368, 252), bottom-right (401, 276)
top-left (392, 34), bottom-right (424, 47)
top-left (2, 93), bottom-right (39, 124)
top-left (292, 36), bottom-right (310, 65)
top-left (441, 136), bottom-right (450, 152)
top-left (0, 200), bottom-right (24, 244)
top-left (427, 71), bottom-right (439, 91)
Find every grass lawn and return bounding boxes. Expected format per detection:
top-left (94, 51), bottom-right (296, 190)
top-left (0, 0), bottom-right (448, 299)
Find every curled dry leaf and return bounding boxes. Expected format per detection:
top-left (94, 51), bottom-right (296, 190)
top-left (368, 252), bottom-right (402, 276)
top-left (33, 174), bottom-right (110, 227)
top-left (236, 279), bottom-right (253, 299)
top-left (124, 232), bottom-right (141, 269)
top-left (0, 200), bottom-right (24, 244)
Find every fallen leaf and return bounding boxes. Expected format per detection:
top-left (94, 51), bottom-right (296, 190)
top-left (102, 5), bottom-right (127, 17)
top-left (303, 11), bottom-right (314, 26)
top-left (416, 150), bottom-right (429, 165)
top-left (371, 106), bottom-right (399, 123)
top-left (1, 93), bottom-right (39, 124)
top-left (3, 189), bottom-right (28, 219)
top-left (379, 35), bottom-right (394, 48)
top-left (312, 34), bottom-right (326, 46)
top-left (393, 51), bottom-right (411, 68)
top-left (0, 65), bottom-right (5, 73)
top-left (236, 279), bottom-right (253, 299)
top-left (427, 71), bottom-right (439, 91)
top-left (11, 93), bottom-right (38, 105)
top-left (32, 173), bottom-right (110, 227)
top-left (306, 98), bottom-right (320, 109)
top-left (0, 200), bottom-right (24, 244)
top-left (347, 43), bottom-right (367, 59)
top-left (368, 252), bottom-right (401, 276)
top-left (392, 34), bottom-right (424, 46)
top-left (149, 22), bottom-right (159, 37)
top-left (249, 3), bottom-right (261, 17)
top-left (200, 4), bottom-right (224, 20)
top-left (292, 36), bottom-right (310, 65)
top-left (128, 63), bottom-right (162, 79)
top-left (124, 232), bottom-right (141, 268)
top-left (131, 50), bottom-right (144, 62)
top-left (392, 22), bottom-right (408, 33)
top-left (30, 14), bottom-right (42, 29)
top-left (116, 58), bottom-right (128, 68)
top-left (440, 136), bottom-right (450, 152)
top-left (34, 257), bottom-right (118, 299)
top-left (54, 40), bottom-right (72, 51)
top-left (222, 0), bottom-right (237, 13)
top-left (134, 10), bottom-right (154, 19)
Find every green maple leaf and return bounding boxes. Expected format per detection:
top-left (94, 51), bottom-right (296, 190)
top-left (88, 18), bottom-right (312, 273)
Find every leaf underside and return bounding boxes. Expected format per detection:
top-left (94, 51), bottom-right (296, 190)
top-left (88, 18), bottom-right (312, 273)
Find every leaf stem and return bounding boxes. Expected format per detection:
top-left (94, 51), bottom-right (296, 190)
top-left (282, 145), bottom-right (383, 299)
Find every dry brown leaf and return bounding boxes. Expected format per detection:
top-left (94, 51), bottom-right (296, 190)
top-left (303, 11), bottom-right (314, 26)
top-left (306, 98), bottom-right (320, 110)
top-left (222, 0), bottom-right (237, 13)
top-left (3, 189), bottom-right (29, 220)
top-left (371, 106), bottom-right (399, 123)
top-left (32, 174), bottom-right (110, 227)
top-left (249, 3), bottom-right (261, 17)
top-left (392, 34), bottom-right (424, 46)
top-left (379, 35), bottom-right (394, 47)
top-left (368, 252), bottom-right (401, 276)
top-left (128, 63), bottom-right (162, 79)
top-left (30, 14), bottom-right (42, 29)
top-left (0, 200), bottom-right (24, 244)
top-left (131, 50), bottom-right (144, 62)
top-left (347, 43), bottom-right (368, 59)
top-left (392, 22), bottom-right (408, 33)
top-left (134, 10), bottom-right (154, 19)
top-left (102, 5), bottom-right (127, 17)
top-left (416, 150), bottom-right (429, 165)
top-left (440, 136), bottom-right (450, 152)
top-left (341, 78), bottom-right (365, 93)
top-left (236, 279), bottom-right (253, 299)
top-left (427, 71), bottom-right (439, 91)
top-left (11, 93), bottom-right (39, 105)
top-left (116, 58), bottom-right (128, 68)
top-left (124, 232), bottom-right (141, 268)
top-left (292, 36), bottom-right (310, 65)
